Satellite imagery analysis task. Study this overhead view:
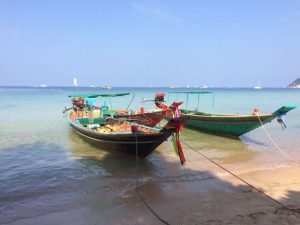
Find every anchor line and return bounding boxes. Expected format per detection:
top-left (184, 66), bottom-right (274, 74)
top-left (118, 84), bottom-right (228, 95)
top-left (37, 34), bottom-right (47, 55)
top-left (134, 134), bottom-right (171, 225)
top-left (257, 114), bottom-right (299, 165)
top-left (181, 140), bottom-right (300, 214)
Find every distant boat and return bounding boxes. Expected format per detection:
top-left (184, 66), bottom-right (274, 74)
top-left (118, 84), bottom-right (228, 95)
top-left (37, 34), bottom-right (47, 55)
top-left (198, 85), bottom-right (208, 89)
top-left (90, 85), bottom-right (96, 88)
top-left (254, 81), bottom-right (262, 89)
top-left (101, 85), bottom-right (112, 90)
top-left (169, 85), bottom-right (176, 89)
top-left (40, 84), bottom-right (48, 88)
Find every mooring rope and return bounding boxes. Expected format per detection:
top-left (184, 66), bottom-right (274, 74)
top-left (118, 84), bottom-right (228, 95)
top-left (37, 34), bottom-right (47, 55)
top-left (257, 114), bottom-right (299, 165)
top-left (134, 134), bottom-right (171, 225)
top-left (181, 140), bottom-right (300, 214)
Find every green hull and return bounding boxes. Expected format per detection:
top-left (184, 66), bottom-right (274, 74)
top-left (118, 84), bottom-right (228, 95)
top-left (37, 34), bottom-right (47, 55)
top-left (180, 106), bottom-right (296, 137)
top-left (183, 113), bottom-right (275, 137)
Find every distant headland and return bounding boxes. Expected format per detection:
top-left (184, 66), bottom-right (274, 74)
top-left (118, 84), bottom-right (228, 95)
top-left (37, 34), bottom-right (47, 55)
top-left (287, 78), bottom-right (300, 88)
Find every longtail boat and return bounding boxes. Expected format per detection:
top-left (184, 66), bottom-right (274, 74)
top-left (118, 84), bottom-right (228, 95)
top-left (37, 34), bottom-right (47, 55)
top-left (67, 101), bottom-right (186, 163)
top-left (155, 92), bottom-right (296, 137)
top-left (64, 92), bottom-right (167, 127)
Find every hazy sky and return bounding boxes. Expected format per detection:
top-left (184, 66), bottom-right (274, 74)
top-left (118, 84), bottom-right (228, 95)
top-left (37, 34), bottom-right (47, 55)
top-left (0, 0), bottom-right (299, 87)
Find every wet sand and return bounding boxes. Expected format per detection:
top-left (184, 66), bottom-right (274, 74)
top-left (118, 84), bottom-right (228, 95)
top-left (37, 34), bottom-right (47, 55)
top-left (4, 144), bottom-right (300, 225)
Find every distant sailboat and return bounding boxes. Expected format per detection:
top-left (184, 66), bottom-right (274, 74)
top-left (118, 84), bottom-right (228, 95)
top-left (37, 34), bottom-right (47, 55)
top-left (169, 85), bottom-right (176, 89)
top-left (254, 81), bottom-right (262, 89)
top-left (40, 84), bottom-right (48, 88)
top-left (73, 78), bottom-right (78, 87)
top-left (73, 77), bottom-right (78, 93)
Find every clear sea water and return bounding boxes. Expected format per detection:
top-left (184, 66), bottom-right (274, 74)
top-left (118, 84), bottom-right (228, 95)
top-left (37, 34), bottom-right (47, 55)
top-left (0, 87), bottom-right (299, 224)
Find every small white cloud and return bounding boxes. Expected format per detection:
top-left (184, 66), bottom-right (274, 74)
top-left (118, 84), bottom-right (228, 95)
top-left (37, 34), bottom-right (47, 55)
top-left (152, 8), bottom-right (182, 23)
top-left (131, 3), bottom-right (182, 23)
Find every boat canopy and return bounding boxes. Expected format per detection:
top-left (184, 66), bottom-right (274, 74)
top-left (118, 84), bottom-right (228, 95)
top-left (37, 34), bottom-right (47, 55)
top-left (68, 93), bottom-right (131, 98)
top-left (68, 92), bottom-right (134, 111)
top-left (168, 91), bottom-right (215, 113)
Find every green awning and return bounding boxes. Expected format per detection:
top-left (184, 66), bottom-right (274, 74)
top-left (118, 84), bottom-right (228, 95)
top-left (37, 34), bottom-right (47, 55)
top-left (68, 93), bottom-right (131, 98)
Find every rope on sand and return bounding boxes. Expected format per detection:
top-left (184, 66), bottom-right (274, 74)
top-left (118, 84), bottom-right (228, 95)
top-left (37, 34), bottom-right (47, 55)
top-left (134, 134), bottom-right (171, 225)
top-left (257, 114), bottom-right (299, 165)
top-left (181, 140), bottom-right (300, 214)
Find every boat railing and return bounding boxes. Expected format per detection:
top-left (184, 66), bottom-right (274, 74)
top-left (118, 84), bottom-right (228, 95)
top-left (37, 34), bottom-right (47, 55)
top-left (105, 117), bottom-right (162, 132)
top-left (167, 91), bottom-right (215, 114)
top-left (126, 92), bottom-right (135, 111)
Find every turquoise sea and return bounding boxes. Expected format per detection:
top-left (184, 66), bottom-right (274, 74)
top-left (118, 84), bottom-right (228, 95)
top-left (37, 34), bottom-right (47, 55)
top-left (0, 87), bottom-right (299, 224)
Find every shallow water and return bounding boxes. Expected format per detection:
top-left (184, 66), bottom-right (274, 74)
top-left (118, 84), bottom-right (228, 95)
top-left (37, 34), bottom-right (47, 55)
top-left (0, 87), bottom-right (299, 224)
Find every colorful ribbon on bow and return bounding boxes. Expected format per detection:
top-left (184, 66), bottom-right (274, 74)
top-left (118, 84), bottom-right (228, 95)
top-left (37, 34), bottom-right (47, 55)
top-left (169, 101), bottom-right (186, 164)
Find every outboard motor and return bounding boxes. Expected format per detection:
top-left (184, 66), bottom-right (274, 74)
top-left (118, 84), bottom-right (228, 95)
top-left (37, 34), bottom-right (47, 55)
top-left (72, 97), bottom-right (85, 110)
top-left (155, 93), bottom-right (165, 103)
top-left (154, 93), bottom-right (168, 110)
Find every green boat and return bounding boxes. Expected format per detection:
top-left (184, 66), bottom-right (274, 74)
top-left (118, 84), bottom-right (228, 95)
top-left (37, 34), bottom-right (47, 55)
top-left (155, 92), bottom-right (296, 137)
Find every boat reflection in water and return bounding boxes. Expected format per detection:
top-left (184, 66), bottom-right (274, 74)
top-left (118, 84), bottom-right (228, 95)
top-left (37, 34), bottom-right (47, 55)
top-left (67, 128), bottom-right (165, 178)
top-left (181, 127), bottom-right (259, 165)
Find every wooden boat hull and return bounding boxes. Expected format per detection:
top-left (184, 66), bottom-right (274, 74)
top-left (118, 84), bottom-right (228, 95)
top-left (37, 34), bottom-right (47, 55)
top-left (69, 119), bottom-right (174, 157)
top-left (182, 112), bottom-right (276, 137)
top-left (113, 110), bottom-right (166, 127)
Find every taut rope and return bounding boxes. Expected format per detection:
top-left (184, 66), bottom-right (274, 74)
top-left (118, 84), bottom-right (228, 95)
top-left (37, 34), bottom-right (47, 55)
top-left (134, 134), bottom-right (171, 225)
top-left (257, 114), bottom-right (299, 165)
top-left (181, 140), bottom-right (300, 214)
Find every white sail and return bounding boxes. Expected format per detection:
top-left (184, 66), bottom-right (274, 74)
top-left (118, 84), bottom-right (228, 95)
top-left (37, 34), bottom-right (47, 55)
top-left (73, 77), bottom-right (78, 87)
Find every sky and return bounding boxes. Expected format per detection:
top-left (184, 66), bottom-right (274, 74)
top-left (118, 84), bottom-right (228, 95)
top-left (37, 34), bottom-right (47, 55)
top-left (0, 0), bottom-right (300, 87)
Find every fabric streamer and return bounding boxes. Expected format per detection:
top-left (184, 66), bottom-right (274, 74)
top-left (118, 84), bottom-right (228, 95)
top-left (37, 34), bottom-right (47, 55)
top-left (176, 136), bottom-right (186, 164)
top-left (277, 115), bottom-right (287, 128)
top-left (169, 102), bottom-right (186, 164)
top-left (172, 134), bottom-right (179, 156)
